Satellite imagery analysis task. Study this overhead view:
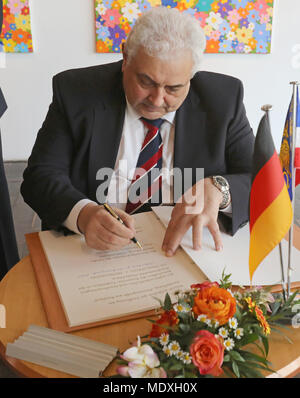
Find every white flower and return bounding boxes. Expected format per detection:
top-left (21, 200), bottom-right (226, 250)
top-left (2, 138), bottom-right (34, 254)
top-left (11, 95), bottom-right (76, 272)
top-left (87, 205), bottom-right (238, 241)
top-left (182, 352), bottom-right (192, 364)
top-left (212, 319), bottom-right (219, 328)
top-left (120, 336), bottom-right (161, 378)
top-left (228, 317), bottom-right (238, 329)
top-left (175, 350), bottom-right (184, 360)
top-left (121, 2), bottom-right (140, 23)
top-left (224, 338), bottom-right (235, 351)
top-left (205, 318), bottom-right (212, 327)
top-left (234, 328), bottom-right (244, 340)
top-left (197, 314), bottom-right (207, 323)
top-left (248, 22), bottom-right (255, 31)
top-left (234, 291), bottom-right (242, 300)
top-left (159, 333), bottom-right (169, 346)
top-left (163, 345), bottom-right (172, 357)
top-left (168, 340), bottom-right (181, 355)
top-left (244, 45), bottom-right (252, 54)
top-left (96, 3), bottom-right (107, 15)
top-left (226, 31), bottom-right (236, 41)
top-left (206, 12), bottom-right (223, 30)
top-left (219, 327), bottom-right (229, 338)
top-left (173, 303), bottom-right (191, 313)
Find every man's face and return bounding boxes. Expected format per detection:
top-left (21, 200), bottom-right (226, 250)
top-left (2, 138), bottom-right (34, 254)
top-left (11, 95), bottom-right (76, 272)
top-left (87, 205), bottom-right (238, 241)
top-left (122, 46), bottom-right (194, 119)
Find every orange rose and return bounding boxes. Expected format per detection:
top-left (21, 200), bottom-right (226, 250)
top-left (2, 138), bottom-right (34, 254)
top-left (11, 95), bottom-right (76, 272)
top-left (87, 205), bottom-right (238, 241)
top-left (149, 310), bottom-right (179, 338)
top-left (190, 330), bottom-right (224, 376)
top-left (193, 286), bottom-right (236, 325)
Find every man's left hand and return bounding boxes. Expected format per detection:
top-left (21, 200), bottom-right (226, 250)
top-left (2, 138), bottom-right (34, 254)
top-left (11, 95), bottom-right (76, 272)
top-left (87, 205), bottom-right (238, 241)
top-left (162, 177), bottom-right (225, 256)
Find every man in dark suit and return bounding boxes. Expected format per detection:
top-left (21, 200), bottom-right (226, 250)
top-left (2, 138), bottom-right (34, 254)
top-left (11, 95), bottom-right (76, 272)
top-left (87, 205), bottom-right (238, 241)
top-left (21, 7), bottom-right (254, 257)
top-left (0, 0), bottom-right (20, 278)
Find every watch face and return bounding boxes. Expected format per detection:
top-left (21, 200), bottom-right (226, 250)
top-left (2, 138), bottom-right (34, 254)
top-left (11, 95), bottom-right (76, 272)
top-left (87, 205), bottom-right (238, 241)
top-left (216, 177), bottom-right (227, 187)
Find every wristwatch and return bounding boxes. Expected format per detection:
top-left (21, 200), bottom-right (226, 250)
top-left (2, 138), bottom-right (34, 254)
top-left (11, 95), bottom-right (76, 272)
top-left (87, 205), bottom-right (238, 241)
top-left (211, 176), bottom-right (231, 209)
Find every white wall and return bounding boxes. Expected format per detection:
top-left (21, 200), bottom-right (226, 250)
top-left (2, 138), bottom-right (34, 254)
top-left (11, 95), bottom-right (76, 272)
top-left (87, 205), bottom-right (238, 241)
top-left (0, 0), bottom-right (299, 160)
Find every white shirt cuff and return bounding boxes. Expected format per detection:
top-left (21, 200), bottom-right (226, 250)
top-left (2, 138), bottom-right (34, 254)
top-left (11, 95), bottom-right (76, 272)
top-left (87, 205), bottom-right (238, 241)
top-left (219, 203), bottom-right (232, 217)
top-left (63, 199), bottom-right (97, 235)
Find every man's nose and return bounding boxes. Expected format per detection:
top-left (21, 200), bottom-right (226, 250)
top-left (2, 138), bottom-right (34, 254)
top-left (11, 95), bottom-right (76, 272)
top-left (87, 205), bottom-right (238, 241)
top-left (148, 87), bottom-right (165, 107)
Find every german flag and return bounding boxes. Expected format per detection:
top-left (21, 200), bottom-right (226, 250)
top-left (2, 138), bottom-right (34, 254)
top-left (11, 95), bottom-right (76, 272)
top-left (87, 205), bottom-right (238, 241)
top-left (249, 113), bottom-right (293, 282)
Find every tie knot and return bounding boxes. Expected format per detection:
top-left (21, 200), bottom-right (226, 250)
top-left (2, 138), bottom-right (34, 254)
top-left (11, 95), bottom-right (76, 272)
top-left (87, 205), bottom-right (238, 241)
top-left (140, 117), bottom-right (165, 130)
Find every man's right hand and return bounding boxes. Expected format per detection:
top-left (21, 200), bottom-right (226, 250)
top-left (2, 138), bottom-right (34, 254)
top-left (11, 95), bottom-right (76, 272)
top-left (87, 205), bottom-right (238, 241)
top-left (77, 203), bottom-right (136, 251)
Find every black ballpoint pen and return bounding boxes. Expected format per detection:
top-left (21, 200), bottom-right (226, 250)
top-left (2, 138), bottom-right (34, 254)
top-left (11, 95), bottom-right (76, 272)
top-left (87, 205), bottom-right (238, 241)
top-left (103, 203), bottom-right (143, 250)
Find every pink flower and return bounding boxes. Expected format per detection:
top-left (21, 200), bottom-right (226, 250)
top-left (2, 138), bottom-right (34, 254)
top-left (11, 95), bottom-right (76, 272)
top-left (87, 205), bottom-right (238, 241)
top-left (7, 0), bottom-right (24, 15)
top-left (227, 9), bottom-right (241, 24)
top-left (210, 30), bottom-right (221, 41)
top-left (102, 9), bottom-right (121, 29)
top-left (260, 13), bottom-right (270, 24)
top-left (194, 12), bottom-right (208, 28)
top-left (117, 336), bottom-right (167, 378)
top-left (254, 0), bottom-right (268, 14)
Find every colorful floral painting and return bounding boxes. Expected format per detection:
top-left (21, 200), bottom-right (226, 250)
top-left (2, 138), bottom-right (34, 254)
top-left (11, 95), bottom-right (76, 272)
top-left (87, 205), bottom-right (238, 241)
top-left (94, 0), bottom-right (274, 54)
top-left (0, 0), bottom-right (33, 53)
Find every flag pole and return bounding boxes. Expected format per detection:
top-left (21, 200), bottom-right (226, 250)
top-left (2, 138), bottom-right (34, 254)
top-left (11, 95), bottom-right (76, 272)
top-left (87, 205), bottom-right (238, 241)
top-left (287, 81), bottom-right (299, 298)
top-left (261, 104), bottom-right (288, 301)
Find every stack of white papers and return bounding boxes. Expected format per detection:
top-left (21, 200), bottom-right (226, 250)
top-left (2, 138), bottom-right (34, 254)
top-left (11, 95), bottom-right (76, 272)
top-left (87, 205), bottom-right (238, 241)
top-left (6, 325), bottom-right (118, 378)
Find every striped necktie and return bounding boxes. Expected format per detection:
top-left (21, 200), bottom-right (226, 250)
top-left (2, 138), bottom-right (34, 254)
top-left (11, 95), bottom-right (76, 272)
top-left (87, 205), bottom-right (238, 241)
top-left (125, 117), bottom-right (165, 214)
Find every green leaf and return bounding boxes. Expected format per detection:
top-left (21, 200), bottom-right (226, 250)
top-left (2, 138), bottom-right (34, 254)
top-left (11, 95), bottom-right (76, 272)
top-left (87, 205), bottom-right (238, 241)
top-left (240, 332), bottom-right (259, 345)
top-left (178, 323), bottom-right (191, 334)
top-left (182, 371), bottom-right (198, 378)
top-left (223, 354), bottom-right (231, 362)
top-left (229, 350), bottom-right (245, 362)
top-left (245, 361), bottom-right (275, 374)
top-left (238, 365), bottom-right (264, 378)
top-left (240, 350), bottom-right (271, 365)
top-left (163, 293), bottom-right (173, 311)
top-left (270, 301), bottom-right (281, 317)
top-left (251, 341), bottom-right (267, 358)
top-left (169, 363), bottom-right (183, 371)
top-left (232, 361), bottom-right (240, 378)
top-left (260, 335), bottom-right (269, 357)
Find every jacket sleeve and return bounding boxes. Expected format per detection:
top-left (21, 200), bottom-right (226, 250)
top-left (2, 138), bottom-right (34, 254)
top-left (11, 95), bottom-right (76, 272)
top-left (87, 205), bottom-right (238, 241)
top-left (21, 75), bottom-right (87, 230)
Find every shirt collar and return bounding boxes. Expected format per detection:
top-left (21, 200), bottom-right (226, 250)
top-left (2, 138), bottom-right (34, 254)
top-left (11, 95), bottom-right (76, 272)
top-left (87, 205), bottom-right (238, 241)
top-left (125, 98), bottom-right (176, 125)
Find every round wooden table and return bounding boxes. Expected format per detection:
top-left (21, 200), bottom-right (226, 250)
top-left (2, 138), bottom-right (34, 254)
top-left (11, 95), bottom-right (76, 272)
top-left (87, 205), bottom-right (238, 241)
top-left (0, 256), bottom-right (299, 378)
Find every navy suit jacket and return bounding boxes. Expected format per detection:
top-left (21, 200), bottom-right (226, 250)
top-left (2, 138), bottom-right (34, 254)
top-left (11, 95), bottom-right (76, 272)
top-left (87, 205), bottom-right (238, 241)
top-left (21, 61), bottom-right (254, 235)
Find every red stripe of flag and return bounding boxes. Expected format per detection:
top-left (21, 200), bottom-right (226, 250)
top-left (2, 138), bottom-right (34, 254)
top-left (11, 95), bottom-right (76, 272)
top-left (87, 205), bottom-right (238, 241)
top-left (250, 150), bottom-right (284, 231)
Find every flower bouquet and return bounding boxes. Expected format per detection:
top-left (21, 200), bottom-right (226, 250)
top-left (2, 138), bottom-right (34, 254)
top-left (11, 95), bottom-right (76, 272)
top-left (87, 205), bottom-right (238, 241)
top-left (115, 272), bottom-right (300, 378)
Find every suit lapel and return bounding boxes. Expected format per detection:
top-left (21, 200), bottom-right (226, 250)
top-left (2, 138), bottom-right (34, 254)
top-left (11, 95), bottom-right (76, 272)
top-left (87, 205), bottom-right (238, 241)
top-left (88, 77), bottom-right (126, 202)
top-left (173, 86), bottom-right (207, 201)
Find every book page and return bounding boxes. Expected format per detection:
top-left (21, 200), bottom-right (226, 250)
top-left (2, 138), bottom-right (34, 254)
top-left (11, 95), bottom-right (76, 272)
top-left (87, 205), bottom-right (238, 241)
top-left (39, 212), bottom-right (207, 327)
top-left (152, 206), bottom-right (300, 286)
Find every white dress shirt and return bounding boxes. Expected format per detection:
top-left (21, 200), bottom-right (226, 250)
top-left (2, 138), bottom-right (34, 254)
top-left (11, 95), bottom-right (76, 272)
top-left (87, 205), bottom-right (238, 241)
top-left (63, 101), bottom-right (231, 234)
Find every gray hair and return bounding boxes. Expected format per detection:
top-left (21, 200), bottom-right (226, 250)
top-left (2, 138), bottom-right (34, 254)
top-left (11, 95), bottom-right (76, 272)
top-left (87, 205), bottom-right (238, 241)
top-left (124, 7), bottom-right (206, 76)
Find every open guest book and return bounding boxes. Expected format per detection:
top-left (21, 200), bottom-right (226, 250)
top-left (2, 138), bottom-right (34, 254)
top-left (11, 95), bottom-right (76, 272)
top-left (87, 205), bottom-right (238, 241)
top-left (26, 206), bottom-right (300, 333)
